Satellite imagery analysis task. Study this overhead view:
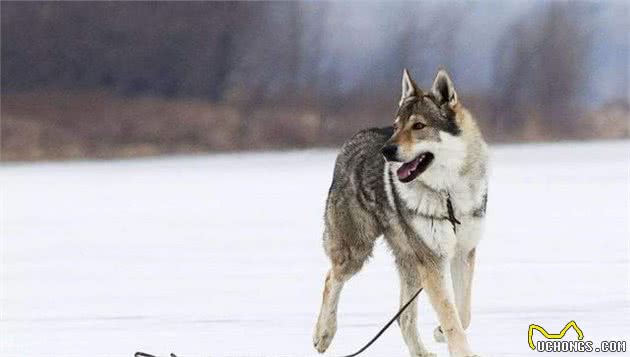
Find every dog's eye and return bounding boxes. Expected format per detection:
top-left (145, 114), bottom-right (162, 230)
top-left (412, 122), bottom-right (425, 130)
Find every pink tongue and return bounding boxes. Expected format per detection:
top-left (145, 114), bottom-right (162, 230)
top-left (396, 157), bottom-right (420, 180)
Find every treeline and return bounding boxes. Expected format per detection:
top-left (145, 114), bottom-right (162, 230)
top-left (2, 2), bottom-right (339, 104)
top-left (1, 1), bottom-right (628, 160)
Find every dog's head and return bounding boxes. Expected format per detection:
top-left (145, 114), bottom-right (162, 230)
top-left (382, 68), bottom-right (467, 184)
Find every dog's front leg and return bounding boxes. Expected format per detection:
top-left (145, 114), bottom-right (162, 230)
top-left (435, 247), bottom-right (477, 343)
top-left (397, 261), bottom-right (435, 357)
top-left (421, 261), bottom-right (479, 357)
top-left (453, 248), bottom-right (476, 330)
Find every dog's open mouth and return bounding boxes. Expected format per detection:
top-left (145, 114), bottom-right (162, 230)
top-left (396, 152), bottom-right (434, 183)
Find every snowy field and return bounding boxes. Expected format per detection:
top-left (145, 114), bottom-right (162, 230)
top-left (1, 141), bottom-right (629, 357)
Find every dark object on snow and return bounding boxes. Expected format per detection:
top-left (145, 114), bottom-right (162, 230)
top-left (135, 352), bottom-right (177, 357)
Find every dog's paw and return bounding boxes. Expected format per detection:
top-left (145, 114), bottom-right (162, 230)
top-left (433, 326), bottom-right (446, 343)
top-left (313, 322), bottom-right (337, 353)
top-left (417, 352), bottom-right (437, 357)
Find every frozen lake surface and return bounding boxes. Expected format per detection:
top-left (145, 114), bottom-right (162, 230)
top-left (1, 141), bottom-right (629, 357)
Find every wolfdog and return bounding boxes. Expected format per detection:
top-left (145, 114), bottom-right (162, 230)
top-left (313, 69), bottom-right (488, 357)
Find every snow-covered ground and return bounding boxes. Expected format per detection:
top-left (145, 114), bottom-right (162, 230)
top-left (1, 141), bottom-right (629, 357)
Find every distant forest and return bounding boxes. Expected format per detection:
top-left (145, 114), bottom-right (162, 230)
top-left (1, 1), bottom-right (628, 161)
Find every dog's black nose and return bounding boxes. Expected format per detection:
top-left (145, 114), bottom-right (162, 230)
top-left (381, 144), bottom-right (398, 161)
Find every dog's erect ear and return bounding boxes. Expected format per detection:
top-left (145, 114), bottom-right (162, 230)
top-left (431, 69), bottom-right (458, 108)
top-left (400, 69), bottom-right (419, 104)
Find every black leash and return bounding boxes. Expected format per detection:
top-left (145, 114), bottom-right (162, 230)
top-left (337, 285), bottom-right (423, 357)
top-left (135, 352), bottom-right (176, 357)
top-left (133, 286), bottom-right (423, 357)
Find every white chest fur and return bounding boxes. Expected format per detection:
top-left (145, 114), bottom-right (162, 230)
top-left (407, 215), bottom-right (483, 258)
top-left (389, 166), bottom-right (487, 259)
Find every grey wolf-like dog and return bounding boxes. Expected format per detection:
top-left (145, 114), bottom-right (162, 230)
top-left (313, 69), bottom-right (488, 357)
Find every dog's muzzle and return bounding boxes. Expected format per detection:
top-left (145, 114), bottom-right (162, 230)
top-left (381, 144), bottom-right (399, 162)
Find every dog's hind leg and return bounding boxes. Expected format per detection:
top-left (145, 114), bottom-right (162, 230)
top-left (313, 268), bottom-right (345, 354)
top-left (313, 226), bottom-right (375, 354)
top-left (396, 258), bottom-right (436, 357)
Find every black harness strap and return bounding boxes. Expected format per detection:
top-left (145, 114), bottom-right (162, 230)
top-left (446, 195), bottom-right (461, 233)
